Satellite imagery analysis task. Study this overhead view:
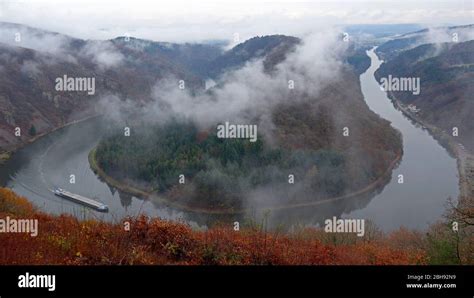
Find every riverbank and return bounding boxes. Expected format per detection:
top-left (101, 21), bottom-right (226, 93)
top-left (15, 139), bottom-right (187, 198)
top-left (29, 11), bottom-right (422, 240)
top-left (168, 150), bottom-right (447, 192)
top-left (0, 114), bottom-right (101, 166)
top-left (89, 145), bottom-right (402, 215)
top-left (386, 91), bottom-right (474, 200)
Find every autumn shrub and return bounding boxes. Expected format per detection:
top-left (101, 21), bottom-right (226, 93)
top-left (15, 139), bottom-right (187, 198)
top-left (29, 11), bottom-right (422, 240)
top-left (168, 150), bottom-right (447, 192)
top-left (425, 223), bottom-right (460, 265)
top-left (0, 187), bottom-right (443, 265)
top-left (0, 188), bottom-right (36, 216)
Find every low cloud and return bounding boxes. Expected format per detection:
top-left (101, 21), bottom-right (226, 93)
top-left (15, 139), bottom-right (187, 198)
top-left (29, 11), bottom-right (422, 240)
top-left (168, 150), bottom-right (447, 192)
top-left (79, 40), bottom-right (124, 70)
top-left (20, 60), bottom-right (41, 77)
top-left (0, 25), bottom-right (71, 55)
top-left (0, 24), bottom-right (124, 69)
top-left (1, 1), bottom-right (472, 43)
top-left (105, 30), bottom-right (348, 140)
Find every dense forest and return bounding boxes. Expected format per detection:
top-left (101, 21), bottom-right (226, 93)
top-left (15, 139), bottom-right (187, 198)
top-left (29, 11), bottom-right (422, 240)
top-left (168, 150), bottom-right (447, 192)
top-left (95, 120), bottom-right (348, 210)
top-left (375, 40), bottom-right (474, 152)
top-left (94, 66), bottom-right (403, 211)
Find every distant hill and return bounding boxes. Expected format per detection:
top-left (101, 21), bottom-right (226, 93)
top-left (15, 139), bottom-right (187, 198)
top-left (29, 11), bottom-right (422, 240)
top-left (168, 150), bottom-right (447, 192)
top-left (375, 24), bottom-right (474, 60)
top-left (0, 22), bottom-right (205, 150)
top-left (111, 37), bottom-right (224, 78)
top-left (0, 24), bottom-right (309, 151)
top-left (0, 21), bottom-right (396, 161)
top-left (344, 24), bottom-right (424, 38)
top-left (205, 35), bottom-right (301, 79)
top-left (345, 44), bottom-right (371, 75)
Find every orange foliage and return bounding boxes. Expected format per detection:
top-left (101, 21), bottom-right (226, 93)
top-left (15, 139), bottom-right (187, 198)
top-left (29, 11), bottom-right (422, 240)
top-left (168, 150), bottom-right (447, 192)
top-left (0, 188), bottom-right (426, 265)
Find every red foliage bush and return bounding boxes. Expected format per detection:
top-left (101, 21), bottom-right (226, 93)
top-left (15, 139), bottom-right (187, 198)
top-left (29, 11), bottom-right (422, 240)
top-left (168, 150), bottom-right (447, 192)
top-left (0, 188), bottom-right (426, 265)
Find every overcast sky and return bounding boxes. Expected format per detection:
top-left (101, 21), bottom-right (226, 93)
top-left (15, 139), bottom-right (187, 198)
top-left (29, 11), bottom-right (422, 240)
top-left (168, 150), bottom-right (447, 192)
top-left (0, 0), bottom-right (472, 42)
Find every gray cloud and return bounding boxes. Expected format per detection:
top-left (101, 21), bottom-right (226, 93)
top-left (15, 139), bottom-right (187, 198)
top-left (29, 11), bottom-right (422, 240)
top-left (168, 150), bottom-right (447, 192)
top-left (0, 24), bottom-right (124, 69)
top-left (78, 40), bottom-right (124, 70)
top-left (99, 29), bottom-right (347, 144)
top-left (20, 60), bottom-right (41, 77)
top-left (0, 0), bottom-right (472, 43)
top-left (0, 25), bottom-right (71, 55)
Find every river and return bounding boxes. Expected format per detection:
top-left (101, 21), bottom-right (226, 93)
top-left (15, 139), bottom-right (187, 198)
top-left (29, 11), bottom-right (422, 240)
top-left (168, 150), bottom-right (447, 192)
top-left (342, 49), bottom-right (459, 230)
top-left (0, 48), bottom-right (459, 230)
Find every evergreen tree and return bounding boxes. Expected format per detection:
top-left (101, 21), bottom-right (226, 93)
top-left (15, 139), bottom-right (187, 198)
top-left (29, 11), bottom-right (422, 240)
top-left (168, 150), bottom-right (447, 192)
top-left (28, 125), bottom-right (37, 136)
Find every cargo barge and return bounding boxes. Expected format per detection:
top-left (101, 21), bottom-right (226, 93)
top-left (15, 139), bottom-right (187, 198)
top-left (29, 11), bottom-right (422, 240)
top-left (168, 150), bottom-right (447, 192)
top-left (52, 188), bottom-right (109, 212)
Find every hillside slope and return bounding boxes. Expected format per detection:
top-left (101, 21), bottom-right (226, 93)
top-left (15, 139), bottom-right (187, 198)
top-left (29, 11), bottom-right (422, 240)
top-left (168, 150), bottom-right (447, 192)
top-left (375, 40), bottom-right (474, 151)
top-left (0, 187), bottom-right (427, 265)
top-left (0, 23), bottom-right (207, 151)
top-left (375, 24), bottom-right (474, 61)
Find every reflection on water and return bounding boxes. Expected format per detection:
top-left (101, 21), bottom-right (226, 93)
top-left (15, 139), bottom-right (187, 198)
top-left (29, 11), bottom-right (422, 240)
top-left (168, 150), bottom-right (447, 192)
top-left (0, 119), bottom-right (197, 225)
top-left (0, 49), bottom-right (459, 231)
top-left (0, 117), bottom-right (390, 230)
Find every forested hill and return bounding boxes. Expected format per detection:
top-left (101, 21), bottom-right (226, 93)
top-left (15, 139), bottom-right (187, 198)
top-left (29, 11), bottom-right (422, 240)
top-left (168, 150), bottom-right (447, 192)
top-left (94, 66), bottom-right (402, 211)
top-left (0, 22), bottom-right (366, 152)
top-left (375, 24), bottom-right (474, 61)
top-left (375, 40), bottom-right (474, 152)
